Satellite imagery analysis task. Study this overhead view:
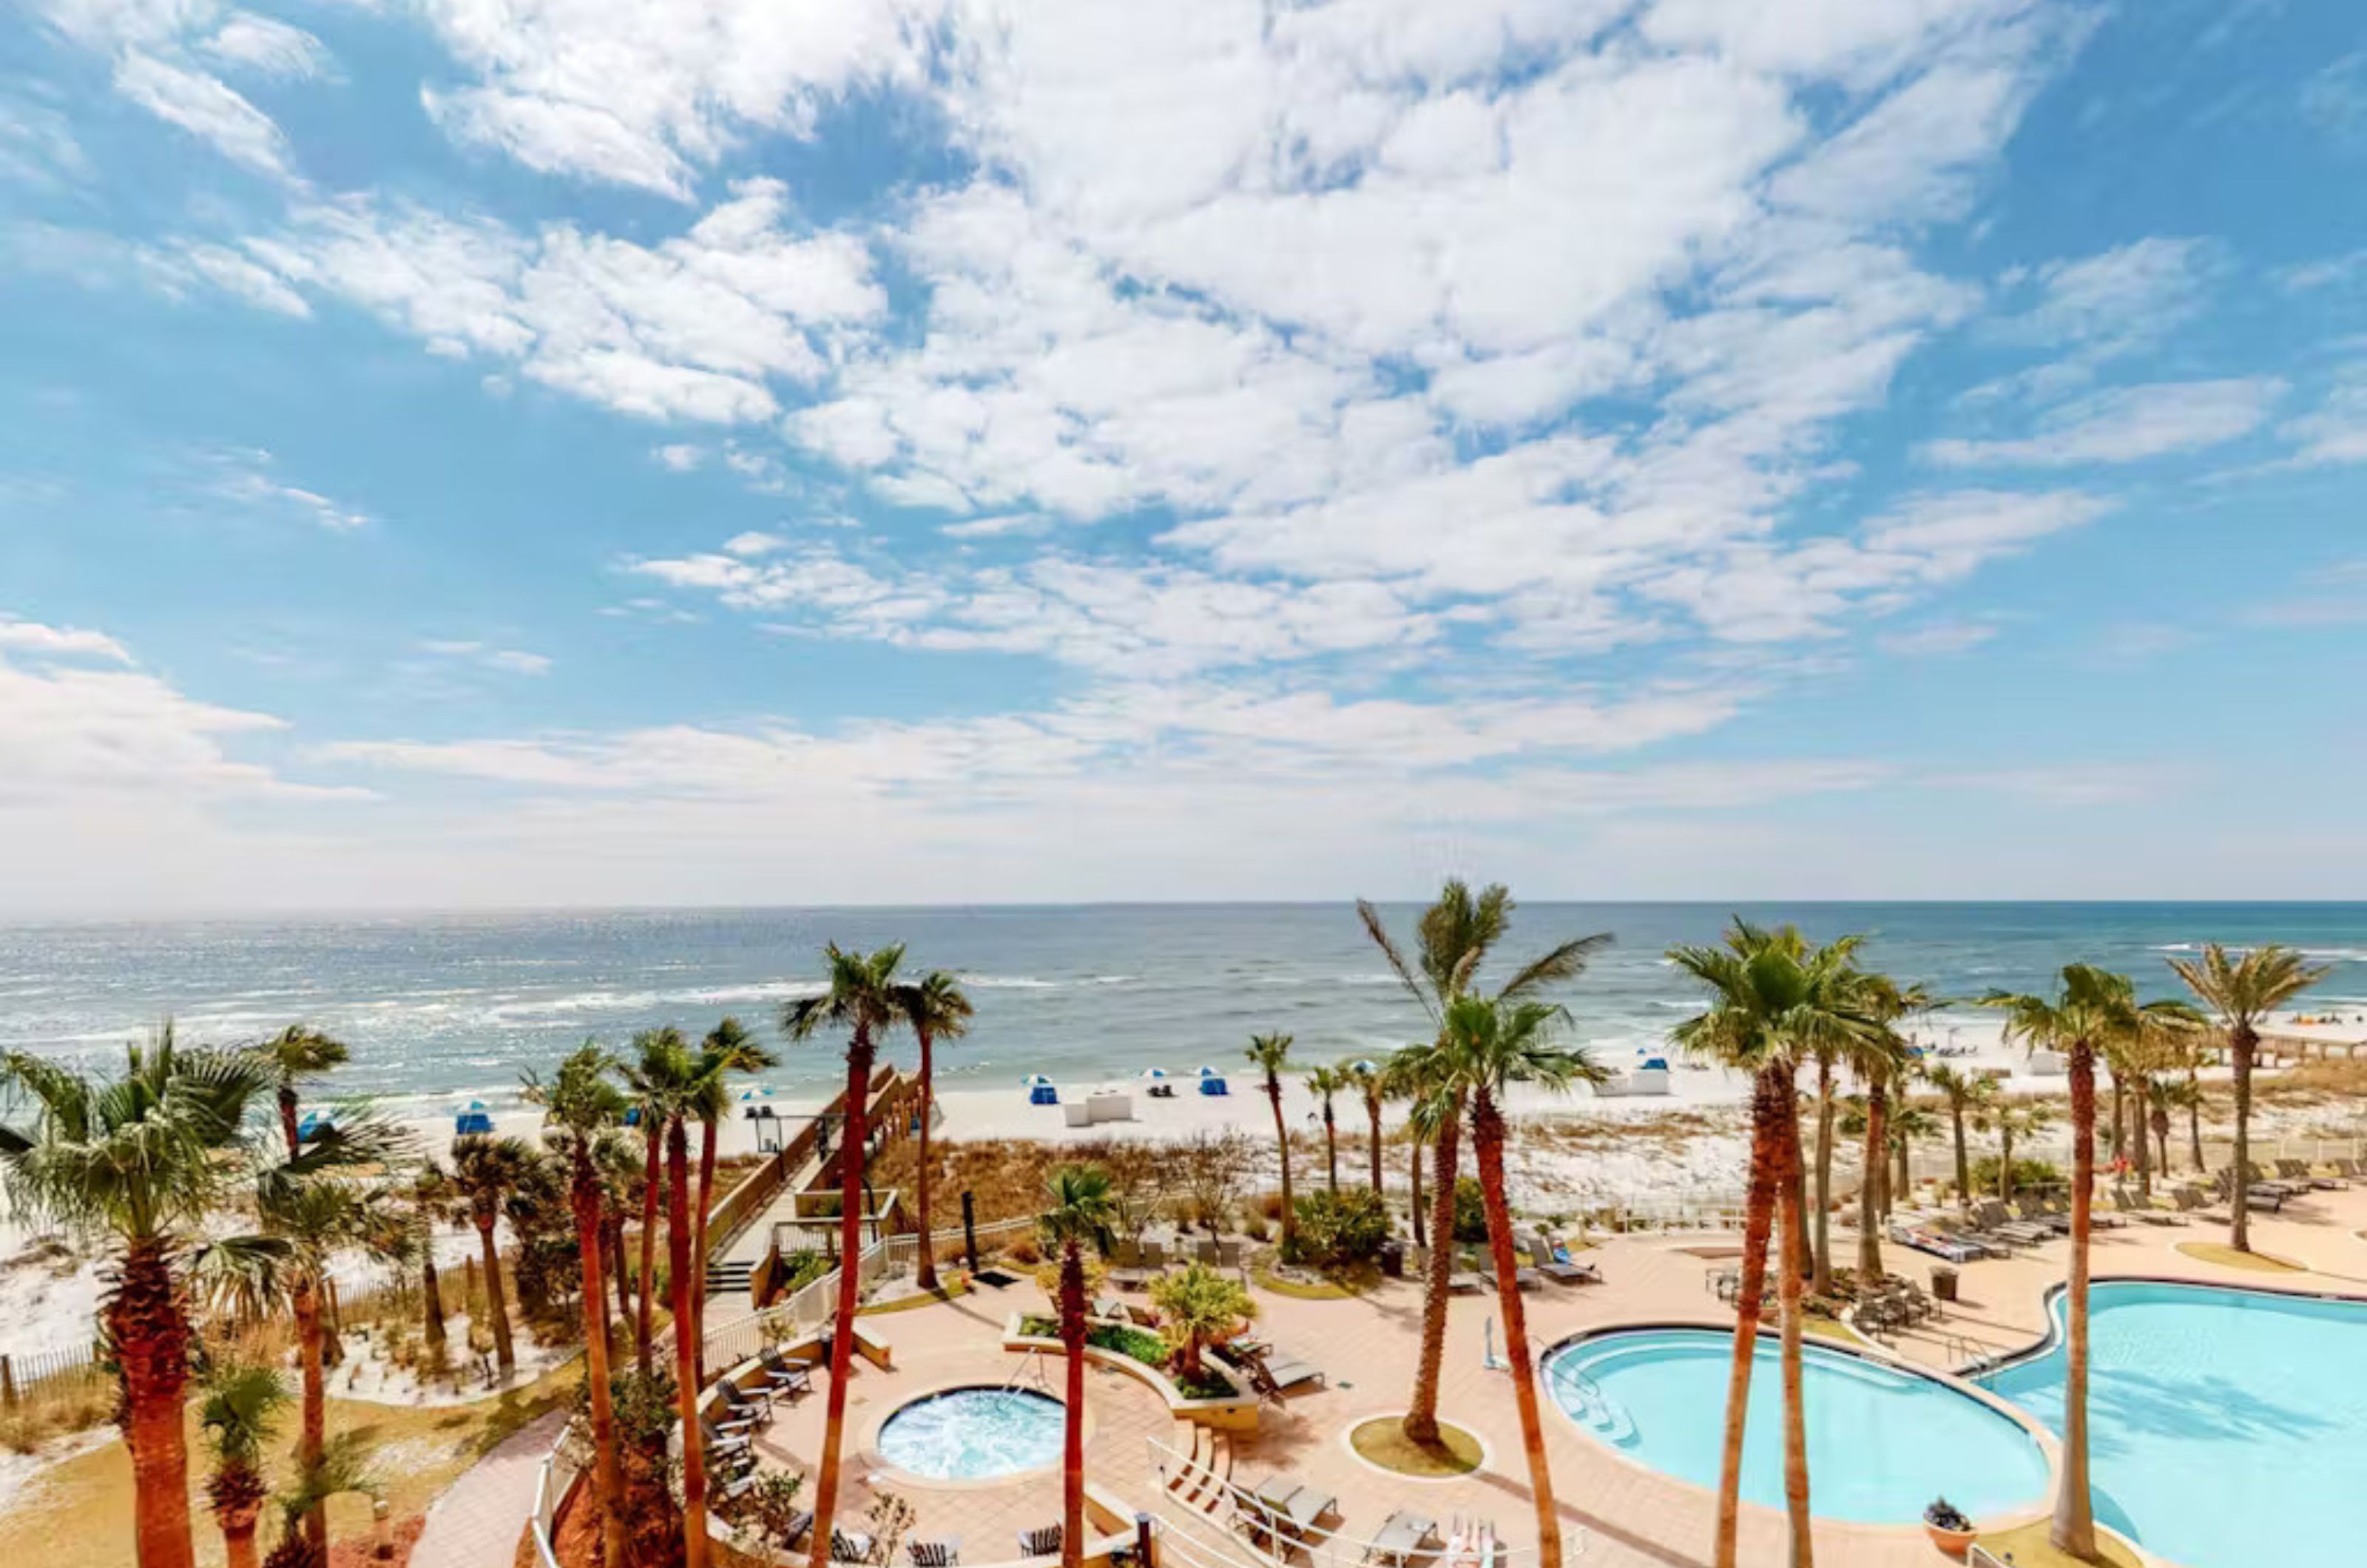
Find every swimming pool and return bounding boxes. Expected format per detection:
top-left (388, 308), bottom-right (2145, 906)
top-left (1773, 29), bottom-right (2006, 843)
top-left (1984, 1280), bottom-right (2367, 1568)
top-left (1543, 1328), bottom-right (2049, 1525)
top-left (875, 1387), bottom-right (1065, 1480)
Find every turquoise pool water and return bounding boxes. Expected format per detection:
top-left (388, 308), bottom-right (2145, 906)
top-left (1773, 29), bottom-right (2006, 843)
top-left (1984, 1280), bottom-right (2367, 1568)
top-left (876, 1388), bottom-right (1064, 1479)
top-left (1543, 1328), bottom-right (2049, 1525)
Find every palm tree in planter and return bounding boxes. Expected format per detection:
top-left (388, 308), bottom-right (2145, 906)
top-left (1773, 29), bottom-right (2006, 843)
top-left (524, 1043), bottom-right (632, 1568)
top-left (1982, 966), bottom-right (2199, 1562)
top-left (1304, 1063), bottom-right (1350, 1194)
top-left (1669, 922), bottom-right (1875, 1568)
top-left (200, 1362), bottom-right (288, 1568)
top-left (1435, 996), bottom-right (1607, 1568)
top-left (2168, 944), bottom-right (2327, 1251)
top-left (1343, 1059), bottom-right (1386, 1195)
top-left (689, 1018), bottom-right (778, 1382)
top-left (785, 942), bottom-right (911, 1568)
top-left (1149, 1261), bottom-right (1255, 1385)
top-left (448, 1132), bottom-right (537, 1378)
top-left (1039, 1163), bottom-right (1118, 1568)
top-left (0, 1034), bottom-right (276, 1568)
top-left (1357, 881), bottom-right (1609, 1450)
top-left (893, 971), bottom-right (973, 1294)
top-left (1919, 1064), bottom-right (1996, 1213)
top-left (1243, 1033), bottom-right (1297, 1250)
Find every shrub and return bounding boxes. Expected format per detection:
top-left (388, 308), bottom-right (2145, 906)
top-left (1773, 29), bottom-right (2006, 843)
top-left (1452, 1177), bottom-right (1489, 1244)
top-left (723, 1469), bottom-right (808, 1557)
top-left (1968, 1156), bottom-right (2061, 1194)
top-left (1150, 1262), bottom-right (1256, 1382)
top-left (1289, 1187), bottom-right (1389, 1268)
top-left (1240, 1214), bottom-right (1269, 1243)
top-left (1255, 1192), bottom-right (1285, 1222)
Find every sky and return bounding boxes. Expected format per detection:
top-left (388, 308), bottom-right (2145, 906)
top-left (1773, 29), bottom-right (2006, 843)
top-left (2, 0), bottom-right (2366, 916)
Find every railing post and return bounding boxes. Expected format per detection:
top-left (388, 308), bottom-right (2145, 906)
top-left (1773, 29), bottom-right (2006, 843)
top-left (963, 1190), bottom-right (979, 1271)
top-left (1, 1354), bottom-right (15, 1410)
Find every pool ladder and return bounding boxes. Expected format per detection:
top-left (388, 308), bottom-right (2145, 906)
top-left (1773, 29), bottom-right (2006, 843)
top-left (1006, 1348), bottom-right (1050, 1393)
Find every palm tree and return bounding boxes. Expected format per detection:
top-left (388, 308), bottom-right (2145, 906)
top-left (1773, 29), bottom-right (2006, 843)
top-left (2153, 1075), bottom-right (2202, 1174)
top-left (200, 1362), bottom-right (288, 1568)
top-left (1919, 1064), bottom-right (1995, 1212)
top-left (1243, 1033), bottom-right (1297, 1248)
top-left (1845, 976), bottom-right (1923, 1285)
top-left (0, 1033), bottom-right (275, 1568)
top-left (785, 942), bottom-right (909, 1568)
top-left (652, 1038), bottom-right (715, 1568)
top-left (690, 1017), bottom-right (778, 1382)
top-left (1669, 922), bottom-right (1874, 1568)
top-left (2168, 944), bottom-right (2328, 1251)
top-left (255, 1025), bottom-right (351, 1158)
top-left (448, 1132), bottom-right (536, 1377)
top-left (622, 1025), bottom-right (690, 1372)
top-left (1436, 996), bottom-right (1606, 1568)
top-left (1803, 1036), bottom-right (1841, 1295)
top-left (1379, 1053), bottom-right (1435, 1248)
top-left (524, 1044), bottom-right (630, 1568)
top-left (1038, 1164), bottom-right (1118, 1568)
top-left (399, 1161), bottom-right (453, 1354)
top-left (1357, 882), bottom-right (1608, 1449)
top-left (1149, 1261), bottom-right (1255, 1382)
top-left (1305, 1064), bottom-right (1349, 1194)
top-left (1343, 1059), bottom-right (1385, 1194)
top-left (1889, 1101), bottom-right (1938, 1210)
top-left (893, 972), bottom-right (973, 1293)
top-left (1982, 966), bottom-right (2198, 1562)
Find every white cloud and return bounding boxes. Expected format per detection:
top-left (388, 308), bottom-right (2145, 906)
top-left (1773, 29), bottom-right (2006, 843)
top-left (652, 443), bottom-right (704, 470)
top-left (2279, 378), bottom-right (2367, 467)
top-left (209, 449), bottom-right (371, 530)
top-left (201, 13), bottom-right (333, 80)
top-left (1876, 620), bottom-right (1997, 657)
top-left (0, 616), bottom-right (132, 663)
top-left (1993, 237), bottom-right (2218, 360)
top-left (419, 640), bottom-right (554, 675)
top-left (720, 531), bottom-right (787, 557)
top-left (0, 94), bottom-right (90, 189)
top-left (1922, 378), bottom-right (2285, 467)
top-left (112, 50), bottom-right (294, 178)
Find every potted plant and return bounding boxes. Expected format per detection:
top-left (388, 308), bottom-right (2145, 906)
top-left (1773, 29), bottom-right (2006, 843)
top-left (1923, 1498), bottom-right (1976, 1557)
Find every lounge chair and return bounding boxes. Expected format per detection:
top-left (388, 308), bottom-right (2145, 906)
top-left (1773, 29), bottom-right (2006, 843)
top-left (2280, 1158), bottom-right (2343, 1191)
top-left (1448, 1270), bottom-right (1488, 1294)
top-left (1249, 1476), bottom-right (1335, 1538)
top-left (1364, 1511), bottom-right (1439, 1565)
top-left (1109, 1239), bottom-right (1151, 1289)
top-left (2113, 1186), bottom-right (2181, 1226)
top-left (1929, 1217), bottom-right (2010, 1258)
top-left (2334, 1158), bottom-right (2363, 1180)
top-left (719, 1381), bottom-right (771, 1424)
top-left (831, 1528), bottom-right (876, 1564)
top-left (2014, 1195), bottom-right (2070, 1234)
top-left (1228, 1341), bottom-right (1324, 1395)
top-left (1016, 1525), bottom-right (1063, 1559)
top-left (1091, 1296), bottom-right (1128, 1322)
top-left (1886, 1220), bottom-right (1980, 1265)
top-left (907, 1538), bottom-right (960, 1567)
top-left (1527, 1235), bottom-right (1601, 1284)
top-left (1974, 1201), bottom-right (2049, 1247)
top-left (700, 1414), bottom-right (752, 1461)
top-left (759, 1348), bottom-right (814, 1399)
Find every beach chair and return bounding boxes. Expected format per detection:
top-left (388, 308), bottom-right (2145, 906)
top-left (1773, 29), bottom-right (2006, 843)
top-left (2112, 1186), bottom-right (2181, 1226)
top-left (1975, 1201), bottom-right (2049, 1247)
top-left (1448, 1270), bottom-right (1489, 1294)
top-left (718, 1380), bottom-right (772, 1425)
top-left (1365, 1511), bottom-right (1439, 1565)
top-left (1527, 1235), bottom-right (1601, 1285)
top-left (700, 1414), bottom-right (752, 1462)
top-left (831, 1527), bottom-right (877, 1564)
top-left (1109, 1238), bottom-right (1151, 1289)
top-left (1017, 1525), bottom-right (1063, 1559)
top-left (907, 1538), bottom-right (961, 1567)
top-left (2014, 1194), bottom-right (2071, 1234)
top-left (760, 1348), bottom-right (814, 1399)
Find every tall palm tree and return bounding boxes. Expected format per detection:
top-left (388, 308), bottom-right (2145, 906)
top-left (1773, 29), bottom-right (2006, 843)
top-left (1436, 997), bottom-right (1606, 1568)
top-left (622, 1025), bottom-right (689, 1372)
top-left (2153, 1074), bottom-right (2203, 1174)
top-left (1357, 882), bottom-right (1609, 1449)
top-left (448, 1132), bottom-right (536, 1377)
top-left (690, 1017), bottom-right (778, 1382)
top-left (524, 1044), bottom-right (631, 1568)
top-left (200, 1362), bottom-right (288, 1568)
top-left (2168, 944), bottom-right (2328, 1252)
top-left (1343, 1059), bottom-right (1385, 1195)
top-left (1888, 1101), bottom-right (1938, 1209)
top-left (399, 1161), bottom-right (453, 1354)
top-left (254, 1026), bottom-right (351, 1158)
top-left (1982, 966), bottom-right (2198, 1562)
top-left (1803, 1037), bottom-right (1841, 1295)
top-left (1669, 922), bottom-right (1874, 1568)
top-left (1919, 1064), bottom-right (1995, 1213)
top-left (1244, 1033), bottom-right (1297, 1248)
top-left (1304, 1063), bottom-right (1349, 1194)
top-left (1845, 976), bottom-right (1924, 1285)
top-left (1038, 1164), bottom-right (1118, 1568)
top-left (0, 1034), bottom-right (275, 1568)
top-left (785, 942), bottom-right (909, 1568)
top-left (893, 972), bottom-right (973, 1293)
top-left (655, 1042), bottom-right (715, 1568)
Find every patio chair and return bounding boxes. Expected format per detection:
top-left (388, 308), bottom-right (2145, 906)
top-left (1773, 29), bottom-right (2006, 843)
top-left (907, 1538), bottom-right (961, 1567)
top-left (2113, 1186), bottom-right (2181, 1226)
top-left (1974, 1201), bottom-right (2049, 1247)
top-left (700, 1414), bottom-right (752, 1461)
top-left (1528, 1236), bottom-right (1601, 1284)
top-left (2014, 1194), bottom-right (2071, 1234)
top-left (1448, 1269), bottom-right (1489, 1294)
top-left (1364, 1510), bottom-right (1439, 1565)
top-left (831, 1527), bottom-right (877, 1564)
top-left (760, 1348), bottom-right (814, 1399)
top-left (719, 1381), bottom-right (771, 1424)
top-left (1110, 1238), bottom-right (1150, 1288)
top-left (1017, 1524), bottom-right (1064, 1559)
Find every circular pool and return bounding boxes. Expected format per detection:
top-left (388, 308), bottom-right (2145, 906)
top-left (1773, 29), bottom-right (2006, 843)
top-left (876, 1387), bottom-right (1065, 1480)
top-left (1543, 1328), bottom-right (2048, 1525)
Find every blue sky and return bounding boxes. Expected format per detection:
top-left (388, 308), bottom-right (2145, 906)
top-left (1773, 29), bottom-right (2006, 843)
top-left (3, 0), bottom-right (2365, 914)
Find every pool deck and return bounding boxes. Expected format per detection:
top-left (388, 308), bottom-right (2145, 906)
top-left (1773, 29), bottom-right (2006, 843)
top-left (723, 1186), bottom-right (2367, 1568)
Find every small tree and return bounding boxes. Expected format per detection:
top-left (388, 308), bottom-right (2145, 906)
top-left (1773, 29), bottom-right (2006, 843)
top-left (1149, 1262), bottom-right (1255, 1382)
top-left (1175, 1129), bottom-right (1252, 1234)
top-left (200, 1363), bottom-right (288, 1568)
top-left (1289, 1186), bottom-right (1389, 1268)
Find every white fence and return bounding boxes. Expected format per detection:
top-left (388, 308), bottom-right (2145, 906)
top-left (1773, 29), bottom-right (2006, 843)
top-left (529, 1419), bottom-right (581, 1568)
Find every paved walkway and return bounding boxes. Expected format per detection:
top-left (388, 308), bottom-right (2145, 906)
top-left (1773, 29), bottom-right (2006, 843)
top-left (411, 1408), bottom-right (570, 1568)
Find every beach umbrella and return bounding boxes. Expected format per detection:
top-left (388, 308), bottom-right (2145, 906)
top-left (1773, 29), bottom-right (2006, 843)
top-left (740, 1087), bottom-right (774, 1101)
top-left (1198, 1065), bottom-right (1221, 1076)
top-left (466, 1099), bottom-right (487, 1109)
top-left (1023, 1073), bottom-right (1053, 1086)
top-left (1349, 1058), bottom-right (1379, 1074)
top-left (1141, 1067), bottom-right (1169, 1079)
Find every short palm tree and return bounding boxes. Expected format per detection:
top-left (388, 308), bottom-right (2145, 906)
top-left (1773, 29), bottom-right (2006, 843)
top-left (448, 1132), bottom-right (536, 1376)
top-left (893, 971), bottom-right (973, 1293)
top-left (1039, 1163), bottom-right (1118, 1568)
top-left (1243, 1033), bottom-right (1297, 1248)
top-left (524, 1043), bottom-right (631, 1568)
top-left (254, 1025), bottom-right (350, 1157)
top-left (1919, 1064), bottom-right (1996, 1212)
top-left (1669, 922), bottom-right (1874, 1568)
top-left (2168, 944), bottom-right (2327, 1251)
top-left (785, 942), bottom-right (909, 1568)
top-left (401, 1161), bottom-right (453, 1354)
top-left (1343, 1059), bottom-right (1385, 1194)
top-left (690, 1017), bottom-right (778, 1381)
top-left (1357, 881), bottom-right (1609, 1449)
top-left (0, 1033), bottom-right (275, 1568)
top-left (1149, 1261), bottom-right (1255, 1382)
top-left (200, 1362), bottom-right (288, 1568)
top-left (1435, 996), bottom-right (1607, 1568)
top-left (1977, 1098), bottom-right (2054, 1201)
top-left (1304, 1063), bottom-right (1349, 1193)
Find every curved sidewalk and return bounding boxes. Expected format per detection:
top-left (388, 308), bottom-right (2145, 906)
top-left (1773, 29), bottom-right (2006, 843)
top-left (411, 1408), bottom-right (570, 1568)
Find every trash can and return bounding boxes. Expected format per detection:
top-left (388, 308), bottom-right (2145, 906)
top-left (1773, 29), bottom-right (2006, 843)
top-left (1379, 1240), bottom-right (1405, 1278)
top-left (1931, 1265), bottom-right (1959, 1303)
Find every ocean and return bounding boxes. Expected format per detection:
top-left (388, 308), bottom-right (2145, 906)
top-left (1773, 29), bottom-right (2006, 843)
top-left (1, 903), bottom-right (2363, 1118)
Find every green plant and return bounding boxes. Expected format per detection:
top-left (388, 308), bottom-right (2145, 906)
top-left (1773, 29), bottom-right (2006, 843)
top-left (722, 1469), bottom-right (808, 1557)
top-left (1969, 1155), bottom-right (2060, 1192)
top-left (1149, 1263), bottom-right (1256, 1381)
top-left (1451, 1177), bottom-right (1489, 1244)
top-left (1288, 1186), bottom-right (1390, 1267)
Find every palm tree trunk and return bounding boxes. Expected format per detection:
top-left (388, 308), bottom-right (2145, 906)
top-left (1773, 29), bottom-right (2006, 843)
top-left (808, 1036), bottom-right (876, 1568)
top-left (1403, 1093), bottom-right (1462, 1447)
top-left (636, 1119), bottom-right (661, 1373)
top-left (2132, 1079), bottom-right (2152, 1194)
top-left (294, 1280), bottom-right (329, 1553)
top-left (610, 1217), bottom-right (632, 1330)
top-left (1323, 1104), bottom-right (1338, 1194)
top-left (692, 1113), bottom-right (720, 1388)
top-left (575, 1155), bottom-right (626, 1568)
top-left (1473, 1092), bottom-right (1561, 1568)
top-left (1058, 1243), bottom-right (1087, 1568)
top-left (2052, 1044), bottom-right (2100, 1559)
top-left (1266, 1076), bottom-right (1296, 1249)
top-left (2230, 1026), bottom-right (2255, 1253)
top-left (1408, 1135), bottom-right (1426, 1248)
top-left (1951, 1101), bottom-right (1970, 1212)
top-left (1367, 1095), bottom-right (1383, 1195)
top-left (476, 1215), bottom-right (516, 1375)
top-left (2187, 1065), bottom-right (2204, 1173)
top-left (1811, 1060), bottom-right (1834, 1295)
top-left (1712, 1071), bottom-right (1781, 1568)
top-left (1999, 1124), bottom-right (2015, 1203)
top-left (421, 1246), bottom-right (446, 1351)
top-left (2152, 1110), bottom-right (2170, 1183)
top-left (916, 1026), bottom-right (939, 1293)
top-left (220, 1515), bottom-right (260, 1568)
top-left (1775, 1092), bottom-right (1814, 1568)
top-left (115, 1237), bottom-right (197, 1568)
top-left (1855, 1080), bottom-right (1886, 1285)
top-left (666, 1119), bottom-right (710, 1568)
